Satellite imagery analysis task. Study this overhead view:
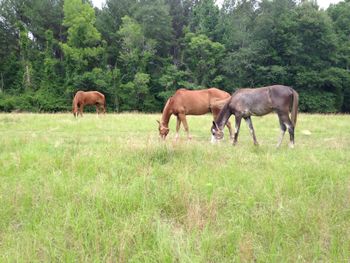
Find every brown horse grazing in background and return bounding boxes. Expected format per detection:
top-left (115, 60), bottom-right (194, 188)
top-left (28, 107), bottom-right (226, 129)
top-left (158, 88), bottom-right (233, 140)
top-left (72, 91), bottom-right (106, 117)
top-left (211, 85), bottom-right (298, 147)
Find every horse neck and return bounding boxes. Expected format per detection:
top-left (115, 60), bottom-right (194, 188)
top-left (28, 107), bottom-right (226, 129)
top-left (73, 97), bottom-right (78, 109)
top-left (161, 98), bottom-right (173, 127)
top-left (216, 102), bottom-right (231, 130)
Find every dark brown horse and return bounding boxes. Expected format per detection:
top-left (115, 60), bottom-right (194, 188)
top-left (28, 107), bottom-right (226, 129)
top-left (158, 88), bottom-right (233, 140)
top-left (72, 91), bottom-right (106, 117)
top-left (211, 85), bottom-right (298, 147)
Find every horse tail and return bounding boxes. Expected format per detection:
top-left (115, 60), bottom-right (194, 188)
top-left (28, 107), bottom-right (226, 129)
top-left (291, 88), bottom-right (299, 127)
top-left (211, 97), bottom-right (231, 111)
top-left (103, 96), bottom-right (107, 113)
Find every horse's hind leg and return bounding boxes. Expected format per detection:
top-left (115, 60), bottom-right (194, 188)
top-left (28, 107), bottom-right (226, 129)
top-left (276, 116), bottom-right (286, 148)
top-left (244, 116), bottom-right (258, 145)
top-left (96, 104), bottom-right (100, 117)
top-left (98, 103), bottom-right (106, 116)
top-left (277, 112), bottom-right (294, 148)
top-left (287, 122), bottom-right (295, 148)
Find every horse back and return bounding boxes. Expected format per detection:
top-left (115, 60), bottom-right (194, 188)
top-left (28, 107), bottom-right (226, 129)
top-left (268, 85), bottom-right (294, 109)
top-left (230, 87), bottom-right (273, 116)
top-left (207, 88), bottom-right (230, 100)
top-left (230, 85), bottom-right (294, 116)
top-left (75, 91), bottom-right (105, 105)
top-left (171, 89), bottom-right (207, 114)
top-left (87, 91), bottom-right (105, 100)
top-left (172, 88), bottom-right (229, 115)
top-left (86, 91), bottom-right (105, 104)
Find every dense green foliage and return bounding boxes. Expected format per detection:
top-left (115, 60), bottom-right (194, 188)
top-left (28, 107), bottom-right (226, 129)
top-left (1, 113), bottom-right (350, 260)
top-left (0, 0), bottom-right (349, 112)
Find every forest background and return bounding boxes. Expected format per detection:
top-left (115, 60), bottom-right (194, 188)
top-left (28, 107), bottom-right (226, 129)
top-left (0, 0), bottom-right (349, 113)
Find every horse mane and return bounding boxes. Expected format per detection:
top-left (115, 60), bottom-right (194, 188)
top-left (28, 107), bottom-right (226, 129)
top-left (215, 101), bottom-right (232, 129)
top-left (163, 96), bottom-right (173, 111)
top-left (231, 89), bottom-right (241, 97)
top-left (160, 96), bottom-right (173, 126)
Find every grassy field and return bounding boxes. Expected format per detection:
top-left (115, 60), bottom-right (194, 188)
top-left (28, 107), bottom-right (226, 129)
top-left (0, 112), bottom-right (349, 262)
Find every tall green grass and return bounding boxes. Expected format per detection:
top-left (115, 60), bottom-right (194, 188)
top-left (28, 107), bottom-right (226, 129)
top-left (0, 113), bottom-right (349, 262)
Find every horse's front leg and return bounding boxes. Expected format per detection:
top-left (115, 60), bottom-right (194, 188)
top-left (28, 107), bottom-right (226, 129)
top-left (226, 120), bottom-right (234, 142)
top-left (233, 116), bottom-right (242, 145)
top-left (244, 116), bottom-right (258, 145)
top-left (175, 115), bottom-right (181, 141)
top-left (179, 113), bottom-right (191, 140)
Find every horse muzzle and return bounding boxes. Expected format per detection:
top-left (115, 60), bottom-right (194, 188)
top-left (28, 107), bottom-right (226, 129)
top-left (214, 131), bottom-right (224, 140)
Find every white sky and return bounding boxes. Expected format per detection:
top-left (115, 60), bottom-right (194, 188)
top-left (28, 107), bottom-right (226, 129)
top-left (318, 0), bottom-right (343, 8)
top-left (91, 0), bottom-right (342, 10)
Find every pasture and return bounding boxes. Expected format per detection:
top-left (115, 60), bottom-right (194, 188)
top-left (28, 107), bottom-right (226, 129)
top-left (0, 113), bottom-right (349, 262)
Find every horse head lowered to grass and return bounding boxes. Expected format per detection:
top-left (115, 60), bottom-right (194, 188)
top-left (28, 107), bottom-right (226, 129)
top-left (72, 91), bottom-right (106, 118)
top-left (211, 85), bottom-right (299, 147)
top-left (158, 88), bottom-right (233, 140)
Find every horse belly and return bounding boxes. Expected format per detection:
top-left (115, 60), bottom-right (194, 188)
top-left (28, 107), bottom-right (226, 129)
top-left (249, 105), bottom-right (273, 116)
top-left (83, 98), bottom-right (95, 105)
top-left (85, 96), bottom-right (102, 105)
top-left (236, 101), bottom-right (272, 117)
top-left (186, 105), bottom-right (209, 115)
top-left (174, 96), bottom-right (209, 115)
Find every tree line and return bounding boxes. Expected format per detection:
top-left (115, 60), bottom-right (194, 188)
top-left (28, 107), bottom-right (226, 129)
top-left (0, 0), bottom-right (349, 113)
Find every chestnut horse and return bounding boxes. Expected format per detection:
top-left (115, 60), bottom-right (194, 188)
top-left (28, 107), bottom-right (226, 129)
top-left (158, 88), bottom-right (233, 140)
top-left (211, 85), bottom-right (298, 147)
top-left (72, 91), bottom-right (106, 117)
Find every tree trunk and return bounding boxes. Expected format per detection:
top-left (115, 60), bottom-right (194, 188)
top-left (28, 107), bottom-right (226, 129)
top-left (0, 73), bottom-right (3, 93)
top-left (24, 63), bottom-right (31, 89)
